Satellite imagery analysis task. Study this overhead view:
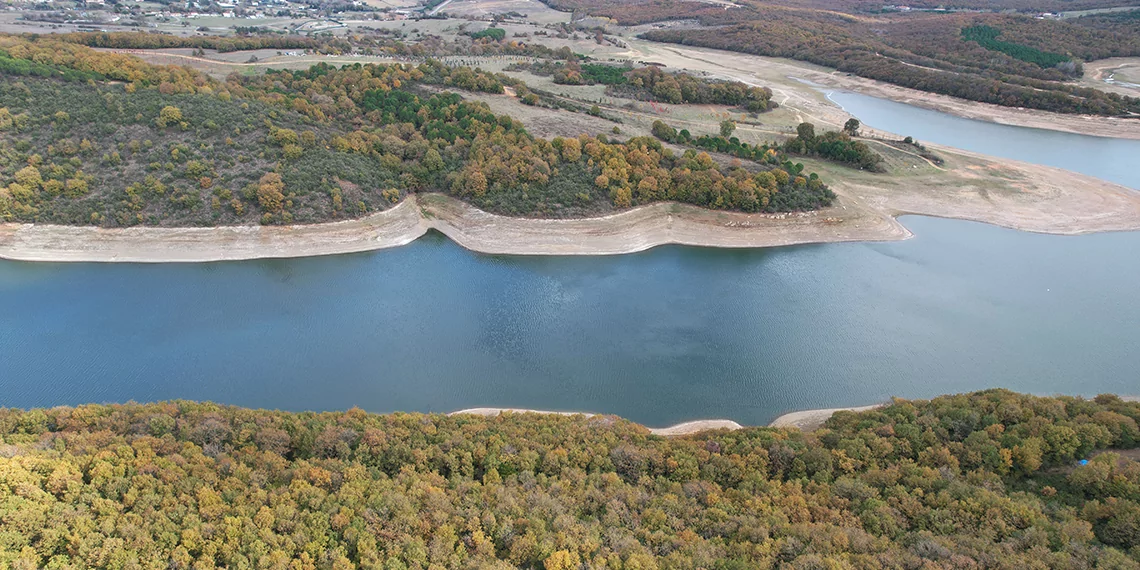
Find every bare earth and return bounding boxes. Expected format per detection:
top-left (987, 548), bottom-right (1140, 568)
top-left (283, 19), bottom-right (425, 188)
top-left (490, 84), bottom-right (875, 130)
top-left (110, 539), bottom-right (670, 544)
top-left (768, 404), bottom-right (884, 432)
top-left (449, 407), bottom-right (742, 436)
top-left (452, 398), bottom-right (1136, 435)
top-left (1080, 57), bottom-right (1140, 99)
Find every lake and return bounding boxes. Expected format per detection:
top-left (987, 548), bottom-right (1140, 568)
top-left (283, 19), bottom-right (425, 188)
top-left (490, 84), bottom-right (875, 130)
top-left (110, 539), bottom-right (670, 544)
top-left (2, 94), bottom-right (1139, 426)
top-left (2, 215), bottom-right (1139, 426)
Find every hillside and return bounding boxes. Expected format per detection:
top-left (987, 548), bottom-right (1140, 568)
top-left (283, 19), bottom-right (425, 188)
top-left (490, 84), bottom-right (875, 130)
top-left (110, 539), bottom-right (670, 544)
top-left (535, 0), bottom-right (1140, 117)
top-left (0, 35), bottom-right (833, 228)
top-left (1, 390), bottom-right (1138, 568)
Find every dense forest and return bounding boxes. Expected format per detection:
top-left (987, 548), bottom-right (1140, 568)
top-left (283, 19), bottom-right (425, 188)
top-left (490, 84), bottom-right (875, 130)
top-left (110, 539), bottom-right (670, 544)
top-left (506, 62), bottom-right (775, 111)
top-left (45, 10), bottom-right (1140, 117)
top-left (0, 390), bottom-right (1138, 569)
top-left (534, 0), bottom-right (1140, 116)
top-left (960, 25), bottom-right (1072, 69)
top-left (0, 34), bottom-right (831, 226)
top-left (643, 14), bottom-right (1140, 116)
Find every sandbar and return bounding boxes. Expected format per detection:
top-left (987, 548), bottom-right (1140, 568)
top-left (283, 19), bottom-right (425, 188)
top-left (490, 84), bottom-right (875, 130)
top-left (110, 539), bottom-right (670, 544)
top-left (449, 407), bottom-right (743, 436)
top-left (767, 404), bottom-right (885, 432)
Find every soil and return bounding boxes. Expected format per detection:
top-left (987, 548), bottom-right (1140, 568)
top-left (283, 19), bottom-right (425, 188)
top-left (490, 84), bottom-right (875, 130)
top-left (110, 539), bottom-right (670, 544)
top-left (448, 408), bottom-right (743, 436)
top-left (768, 405), bottom-right (884, 431)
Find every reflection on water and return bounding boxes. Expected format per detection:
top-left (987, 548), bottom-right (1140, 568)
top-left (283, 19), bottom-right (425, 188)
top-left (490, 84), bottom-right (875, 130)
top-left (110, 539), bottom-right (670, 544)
top-left (2, 217), bottom-right (1139, 426)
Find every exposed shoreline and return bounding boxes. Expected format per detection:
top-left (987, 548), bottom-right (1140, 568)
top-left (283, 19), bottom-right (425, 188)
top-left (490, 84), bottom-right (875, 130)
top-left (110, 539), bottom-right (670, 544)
top-left (0, 193), bottom-right (903, 262)
top-left (449, 408), bottom-right (744, 436)
top-left (4, 141), bottom-right (1140, 263)
top-left (449, 404), bottom-right (882, 435)
top-left (453, 397), bottom-right (1138, 435)
top-left (768, 404), bottom-right (885, 432)
top-left (0, 44), bottom-right (1128, 263)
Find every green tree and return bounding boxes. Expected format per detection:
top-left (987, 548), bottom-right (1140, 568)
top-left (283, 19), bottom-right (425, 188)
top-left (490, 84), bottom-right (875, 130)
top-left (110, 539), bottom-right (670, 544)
top-left (256, 172), bottom-right (285, 213)
top-left (651, 120), bottom-right (676, 142)
top-left (156, 105), bottom-right (183, 128)
top-left (796, 122), bottom-right (816, 141)
top-left (720, 119), bottom-right (736, 138)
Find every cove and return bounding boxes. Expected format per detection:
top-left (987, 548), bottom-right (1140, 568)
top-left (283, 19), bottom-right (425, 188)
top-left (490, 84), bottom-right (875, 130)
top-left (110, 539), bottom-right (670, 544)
top-left (2, 215), bottom-right (1139, 426)
top-left (826, 91), bottom-right (1140, 190)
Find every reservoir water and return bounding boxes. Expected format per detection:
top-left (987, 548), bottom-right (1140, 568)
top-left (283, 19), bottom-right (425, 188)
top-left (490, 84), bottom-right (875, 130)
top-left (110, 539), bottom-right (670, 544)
top-left (2, 94), bottom-right (1139, 426)
top-left (2, 216), bottom-right (1139, 426)
top-left (826, 91), bottom-right (1140, 190)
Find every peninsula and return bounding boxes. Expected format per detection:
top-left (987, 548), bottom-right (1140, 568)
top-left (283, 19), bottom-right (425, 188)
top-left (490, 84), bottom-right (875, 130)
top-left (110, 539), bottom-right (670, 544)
top-left (2, 33), bottom-right (1139, 263)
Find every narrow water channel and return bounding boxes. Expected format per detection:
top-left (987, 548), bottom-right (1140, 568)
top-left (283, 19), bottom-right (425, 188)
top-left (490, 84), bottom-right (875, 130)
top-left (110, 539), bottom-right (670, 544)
top-left (827, 91), bottom-right (1140, 190)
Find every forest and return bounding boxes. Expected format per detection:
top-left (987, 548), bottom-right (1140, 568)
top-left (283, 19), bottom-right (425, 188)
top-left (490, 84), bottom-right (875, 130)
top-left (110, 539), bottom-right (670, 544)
top-left (505, 62), bottom-right (775, 111)
top-left (536, 0), bottom-right (1140, 116)
top-left (0, 34), bottom-right (831, 227)
top-left (45, 9), bottom-right (1140, 118)
top-left (0, 390), bottom-right (1138, 569)
top-left (960, 25), bottom-right (1072, 69)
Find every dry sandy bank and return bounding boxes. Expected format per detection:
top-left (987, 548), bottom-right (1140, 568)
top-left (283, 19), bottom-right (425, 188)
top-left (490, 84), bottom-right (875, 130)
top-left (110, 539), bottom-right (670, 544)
top-left (0, 197), bottom-right (428, 263)
top-left (449, 407), bottom-right (743, 436)
top-left (0, 193), bottom-right (903, 262)
top-left (768, 404), bottom-right (885, 432)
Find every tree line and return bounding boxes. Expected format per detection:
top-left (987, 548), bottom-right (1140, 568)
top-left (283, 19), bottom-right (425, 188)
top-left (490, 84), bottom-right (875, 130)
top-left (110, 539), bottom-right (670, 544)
top-left (0, 35), bottom-right (833, 227)
top-left (0, 389), bottom-right (1137, 569)
top-left (652, 119), bottom-right (885, 173)
top-left (507, 61), bottom-right (775, 111)
top-left (534, 0), bottom-right (1140, 116)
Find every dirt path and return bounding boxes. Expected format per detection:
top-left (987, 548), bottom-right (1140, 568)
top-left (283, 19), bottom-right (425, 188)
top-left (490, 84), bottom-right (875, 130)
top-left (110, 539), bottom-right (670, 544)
top-left (1081, 57), bottom-right (1140, 98)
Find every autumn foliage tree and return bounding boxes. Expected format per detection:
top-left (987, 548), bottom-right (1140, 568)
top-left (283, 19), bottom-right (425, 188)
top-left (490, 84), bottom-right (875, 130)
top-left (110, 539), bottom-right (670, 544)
top-left (0, 390), bottom-right (1137, 569)
top-left (256, 172), bottom-right (285, 213)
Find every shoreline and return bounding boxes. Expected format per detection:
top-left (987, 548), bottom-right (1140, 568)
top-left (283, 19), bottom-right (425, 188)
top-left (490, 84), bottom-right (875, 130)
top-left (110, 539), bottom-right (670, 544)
top-left (623, 40), bottom-right (1140, 141)
top-left (449, 404), bottom-right (883, 435)
top-left (4, 143), bottom-right (1140, 262)
top-left (809, 72), bottom-right (1140, 142)
top-left (452, 397), bottom-right (1139, 435)
top-left (0, 193), bottom-right (905, 263)
top-left (768, 404), bottom-right (885, 431)
top-left (448, 408), bottom-right (744, 436)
